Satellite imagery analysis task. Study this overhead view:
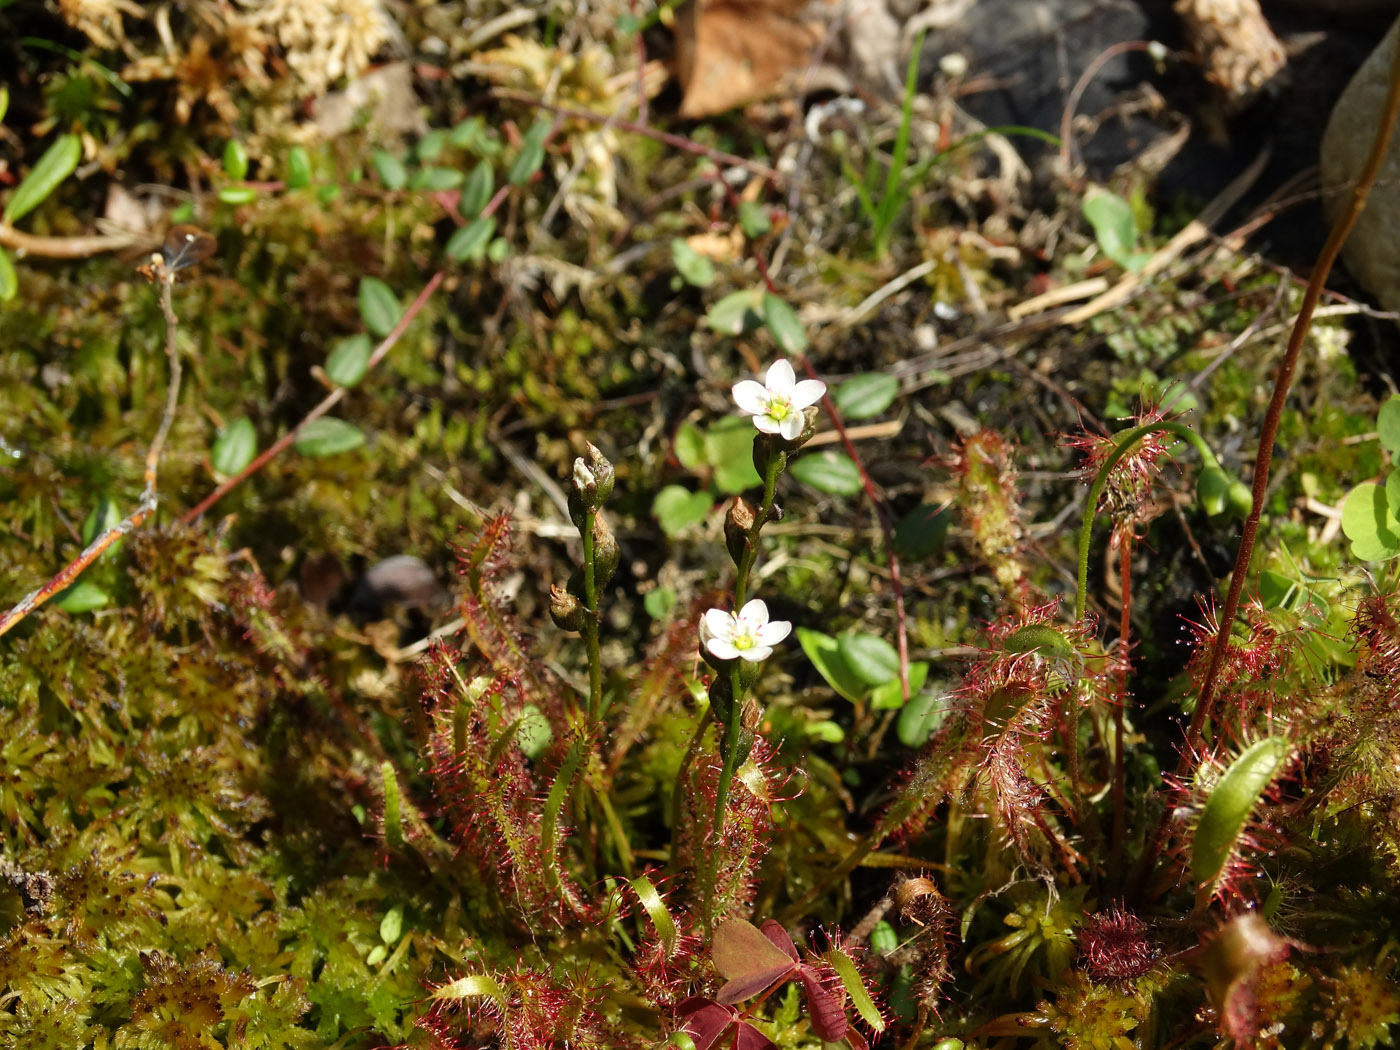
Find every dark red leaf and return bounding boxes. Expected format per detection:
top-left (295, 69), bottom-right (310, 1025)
top-left (798, 966), bottom-right (848, 1042)
top-left (758, 919), bottom-right (799, 962)
top-left (716, 966), bottom-right (794, 1006)
top-left (677, 998), bottom-right (735, 1050)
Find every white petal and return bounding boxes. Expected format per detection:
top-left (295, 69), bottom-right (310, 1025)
top-left (753, 414), bottom-right (783, 435)
top-left (764, 359), bottom-right (796, 395)
top-left (732, 380), bottom-right (771, 415)
top-left (738, 645), bottom-right (773, 662)
top-left (791, 379), bottom-right (827, 410)
top-left (706, 638), bottom-right (741, 661)
top-left (737, 599), bottom-right (770, 625)
top-left (703, 608), bottom-right (736, 639)
top-left (756, 620), bottom-right (791, 646)
top-left (778, 413), bottom-right (805, 441)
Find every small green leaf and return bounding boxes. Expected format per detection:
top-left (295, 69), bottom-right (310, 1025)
top-left (671, 239), bottom-right (716, 287)
top-left (631, 875), bottom-right (679, 957)
top-left (674, 421), bottom-right (706, 471)
top-left (705, 289), bottom-right (765, 335)
top-left (0, 85), bottom-right (8, 124)
top-left (508, 122), bottom-right (550, 185)
top-left (1082, 188), bottom-right (1149, 272)
top-left (871, 661), bottom-right (929, 711)
top-left (417, 129), bottom-right (447, 163)
top-left (286, 145), bottom-right (312, 189)
top-left (446, 217), bottom-right (496, 262)
top-left (1191, 736), bottom-right (1290, 896)
top-left (1379, 397), bottom-right (1400, 456)
top-left (893, 503), bottom-right (950, 561)
top-left (516, 704), bottom-right (552, 760)
top-left (824, 947), bottom-right (885, 1033)
top-left (1197, 467), bottom-right (1231, 517)
top-left (450, 117), bottom-right (485, 150)
top-left (789, 450), bottom-right (862, 496)
top-left (55, 580), bottom-right (109, 614)
top-left (358, 276), bottom-right (401, 336)
top-left (459, 160), bottom-right (494, 218)
top-left (380, 761), bottom-right (404, 851)
top-left (705, 417), bottom-right (762, 494)
top-left (379, 907), bottom-right (403, 944)
top-left (325, 334), bottom-right (372, 387)
top-left (0, 248), bottom-right (15, 302)
top-left (653, 485), bottom-right (712, 537)
top-left (222, 139), bottom-right (249, 180)
top-left (797, 627), bottom-right (870, 703)
top-left (838, 633), bottom-right (901, 687)
top-left (81, 500), bottom-right (121, 546)
top-left (762, 293), bottom-right (807, 353)
top-left (371, 150), bottom-right (408, 190)
top-left (295, 417), bottom-right (365, 457)
top-left (645, 587), bottom-right (677, 620)
top-left (409, 165), bottom-right (464, 191)
top-left (5, 134), bottom-right (82, 224)
top-left (898, 690), bottom-right (948, 746)
top-left (217, 187), bottom-right (258, 205)
top-left (365, 945), bottom-right (387, 967)
top-left (738, 200), bottom-right (771, 237)
top-left (211, 417), bottom-right (257, 476)
top-left (487, 237), bottom-right (509, 263)
top-left (433, 974), bottom-right (506, 1006)
top-left (1342, 481), bottom-right (1400, 561)
top-left (833, 373), bottom-right (899, 419)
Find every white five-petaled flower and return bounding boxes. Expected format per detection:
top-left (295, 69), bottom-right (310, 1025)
top-left (732, 360), bottom-right (826, 441)
top-left (700, 599), bottom-right (792, 663)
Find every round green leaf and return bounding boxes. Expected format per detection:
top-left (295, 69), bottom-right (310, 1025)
top-left (871, 660), bottom-right (929, 711)
top-left (671, 239), bottom-right (715, 287)
top-left (379, 907), bottom-right (403, 944)
top-left (446, 217), bottom-right (497, 262)
top-left (762, 292), bottom-right (808, 353)
top-left (295, 417), bottom-right (365, 457)
top-left (365, 945), bottom-right (387, 967)
top-left (893, 503), bottom-right (950, 561)
top-left (222, 139), bottom-right (249, 180)
top-left (55, 580), bottom-right (109, 614)
top-left (357, 277), bottom-right (401, 337)
top-left (325, 334), bottom-right (372, 387)
top-left (1342, 481), bottom-right (1400, 561)
top-left (838, 632), bottom-right (900, 687)
top-left (0, 247), bottom-right (15, 302)
top-left (674, 421), bottom-right (706, 471)
top-left (644, 587), bottom-right (677, 620)
top-left (833, 373), bottom-right (899, 420)
top-left (1082, 188), bottom-right (1148, 272)
top-left (898, 690), bottom-right (948, 747)
top-left (704, 289), bottom-right (765, 335)
top-left (371, 150), bottom-right (408, 190)
top-left (211, 417), bottom-right (258, 476)
top-left (653, 485), bottom-right (712, 537)
top-left (416, 129), bottom-right (447, 163)
top-left (738, 200), bottom-right (771, 237)
top-left (487, 237), bottom-right (509, 263)
top-left (5, 134), bottom-right (82, 224)
top-left (705, 417), bottom-right (762, 494)
top-left (459, 160), bottom-right (494, 218)
top-left (516, 704), bottom-right (553, 760)
top-left (789, 450), bottom-right (862, 496)
top-left (797, 627), bottom-right (870, 703)
top-left (1379, 397), bottom-right (1400, 457)
top-left (286, 145), bottom-right (312, 189)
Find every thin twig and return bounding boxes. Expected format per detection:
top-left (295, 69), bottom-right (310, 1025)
top-left (181, 271), bottom-right (446, 522)
top-left (0, 271), bottom-right (182, 639)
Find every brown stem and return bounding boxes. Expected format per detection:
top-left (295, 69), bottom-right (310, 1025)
top-left (0, 223), bottom-right (144, 259)
top-left (1132, 33), bottom-right (1400, 901)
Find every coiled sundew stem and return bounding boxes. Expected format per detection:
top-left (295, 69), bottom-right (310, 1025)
top-left (702, 450), bottom-right (783, 927)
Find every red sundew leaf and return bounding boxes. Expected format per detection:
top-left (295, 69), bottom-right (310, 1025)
top-left (797, 966), bottom-right (848, 1042)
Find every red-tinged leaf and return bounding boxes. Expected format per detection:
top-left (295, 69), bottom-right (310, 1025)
top-left (677, 998), bottom-right (733, 1050)
top-left (758, 919), bottom-right (799, 962)
top-left (845, 1030), bottom-right (870, 1050)
top-left (713, 918), bottom-right (797, 980)
top-left (716, 967), bottom-right (793, 1006)
top-left (797, 966), bottom-right (848, 1043)
top-left (735, 1023), bottom-right (777, 1050)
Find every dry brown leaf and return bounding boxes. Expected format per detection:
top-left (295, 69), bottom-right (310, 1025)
top-left (673, 0), bottom-right (823, 118)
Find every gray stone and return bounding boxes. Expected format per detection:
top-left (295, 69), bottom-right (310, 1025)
top-left (1321, 16), bottom-right (1400, 311)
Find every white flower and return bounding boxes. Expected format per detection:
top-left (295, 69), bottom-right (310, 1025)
top-left (732, 360), bottom-right (826, 441)
top-left (700, 599), bottom-right (792, 663)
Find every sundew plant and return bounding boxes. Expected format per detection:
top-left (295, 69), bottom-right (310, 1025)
top-left (4, 5), bottom-right (1400, 1050)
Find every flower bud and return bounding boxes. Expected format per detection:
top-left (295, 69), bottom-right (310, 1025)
top-left (549, 584), bottom-right (589, 632)
top-left (584, 442), bottom-right (615, 503)
top-left (752, 434), bottom-right (787, 479)
top-left (593, 513), bottom-right (620, 586)
top-left (724, 497), bottom-right (755, 566)
top-left (708, 674), bottom-right (735, 726)
top-left (573, 458), bottom-right (597, 493)
top-left (720, 727), bottom-right (754, 766)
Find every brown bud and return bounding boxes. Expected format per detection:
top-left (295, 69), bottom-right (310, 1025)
top-left (893, 875), bottom-right (949, 929)
top-left (549, 584), bottom-right (589, 632)
top-left (584, 441), bottom-right (615, 503)
top-left (593, 513), bottom-right (620, 586)
top-left (724, 497), bottom-right (755, 566)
